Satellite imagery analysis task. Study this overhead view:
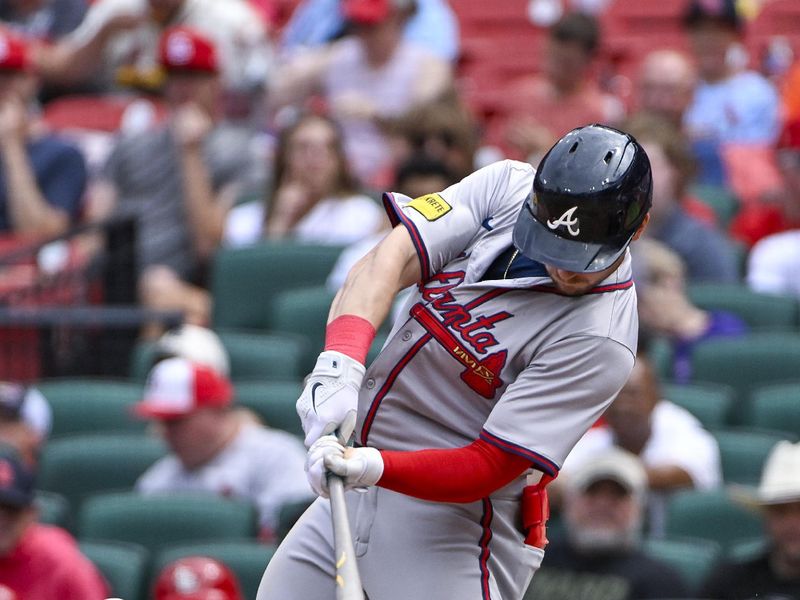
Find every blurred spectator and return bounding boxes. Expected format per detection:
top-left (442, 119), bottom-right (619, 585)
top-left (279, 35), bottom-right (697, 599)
top-left (92, 27), bottom-right (266, 331)
top-left (730, 119), bottom-right (800, 247)
top-left (562, 352), bottom-right (722, 535)
top-left (154, 555), bottom-right (243, 600)
top-left (386, 91), bottom-right (478, 181)
top-left (527, 448), bottom-right (690, 600)
top-left (634, 239), bottom-right (747, 384)
top-left (280, 0), bottom-right (460, 62)
top-left (33, 0), bottom-right (272, 112)
top-left (0, 448), bottom-right (109, 599)
top-left (0, 30), bottom-right (87, 238)
top-left (700, 441), bottom-right (800, 599)
top-left (0, 0), bottom-right (88, 40)
top-left (783, 61), bottom-right (800, 123)
top-left (224, 112), bottom-right (384, 247)
top-left (268, 0), bottom-right (452, 188)
top-left (636, 50), bottom-right (697, 130)
top-left (133, 357), bottom-right (313, 542)
top-left (492, 12), bottom-right (623, 164)
top-left (0, 383), bottom-right (50, 466)
top-left (747, 229), bottom-right (800, 299)
top-left (682, 0), bottom-right (780, 188)
top-left (153, 323), bottom-right (230, 376)
top-left (625, 114), bottom-right (741, 283)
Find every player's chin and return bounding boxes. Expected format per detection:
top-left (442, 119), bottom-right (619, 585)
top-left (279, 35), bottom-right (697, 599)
top-left (552, 281), bottom-right (595, 296)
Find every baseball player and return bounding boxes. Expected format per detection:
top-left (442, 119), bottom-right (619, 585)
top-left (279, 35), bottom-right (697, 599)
top-left (257, 124), bottom-right (652, 600)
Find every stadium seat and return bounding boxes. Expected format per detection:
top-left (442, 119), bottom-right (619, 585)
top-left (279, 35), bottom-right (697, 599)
top-left (749, 383), bottom-right (800, 437)
top-left (35, 491), bottom-right (70, 528)
top-left (79, 540), bottom-right (150, 600)
top-left (211, 242), bottom-right (344, 331)
top-left (661, 382), bottom-right (735, 429)
top-left (153, 541), bottom-right (277, 600)
top-left (234, 380), bottom-right (303, 437)
top-left (276, 498), bottom-right (315, 541)
top-left (726, 537), bottom-right (767, 562)
top-left (712, 428), bottom-right (792, 486)
top-left (38, 434), bottom-right (167, 523)
top-left (642, 537), bottom-right (723, 595)
top-left (688, 184), bottom-right (740, 227)
top-left (78, 492), bottom-right (257, 554)
top-left (36, 378), bottom-right (145, 437)
top-left (129, 329), bottom-right (308, 383)
top-left (271, 285), bottom-right (336, 372)
top-left (665, 489), bottom-right (764, 553)
top-left (687, 284), bottom-right (798, 331)
top-left (690, 333), bottom-right (800, 424)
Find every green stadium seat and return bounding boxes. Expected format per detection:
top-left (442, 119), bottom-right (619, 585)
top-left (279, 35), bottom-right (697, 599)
top-left (276, 498), bottom-right (315, 541)
top-left (129, 330), bottom-right (308, 383)
top-left (712, 428), bottom-right (793, 485)
top-left (79, 540), bottom-right (149, 600)
top-left (665, 489), bottom-right (764, 553)
top-left (153, 541), bottom-right (277, 600)
top-left (271, 286), bottom-right (337, 373)
top-left (726, 537), bottom-right (767, 562)
top-left (687, 284), bottom-right (798, 330)
top-left (36, 378), bottom-right (145, 437)
top-left (690, 183), bottom-right (739, 227)
top-left (750, 383), bottom-right (800, 438)
top-left (38, 434), bottom-right (167, 523)
top-left (234, 381), bottom-right (303, 437)
top-left (645, 336), bottom-right (674, 381)
top-left (661, 383), bottom-right (735, 429)
top-left (690, 333), bottom-right (800, 424)
top-left (78, 492), bottom-right (257, 554)
top-left (642, 537), bottom-right (723, 594)
top-left (35, 490), bottom-right (70, 528)
top-left (211, 242), bottom-right (344, 330)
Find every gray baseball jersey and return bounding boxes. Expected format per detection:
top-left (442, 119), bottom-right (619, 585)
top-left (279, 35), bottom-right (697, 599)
top-left (258, 159), bottom-right (638, 600)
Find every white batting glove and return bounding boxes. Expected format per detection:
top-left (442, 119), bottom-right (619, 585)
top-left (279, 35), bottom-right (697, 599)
top-left (324, 447), bottom-right (384, 492)
top-left (305, 435), bottom-right (345, 498)
top-left (296, 351), bottom-right (366, 448)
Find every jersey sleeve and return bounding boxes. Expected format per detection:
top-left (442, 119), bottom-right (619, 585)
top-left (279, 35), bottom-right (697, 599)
top-left (382, 160), bottom-right (532, 281)
top-left (480, 335), bottom-right (634, 476)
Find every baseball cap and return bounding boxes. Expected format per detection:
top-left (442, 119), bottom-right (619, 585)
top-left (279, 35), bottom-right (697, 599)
top-left (0, 31), bottom-right (29, 72)
top-left (683, 0), bottom-right (741, 30)
top-left (566, 447), bottom-right (648, 499)
top-left (0, 449), bottom-right (35, 509)
top-left (0, 383), bottom-right (52, 440)
top-left (343, 0), bottom-right (416, 25)
top-left (158, 27), bottom-right (218, 74)
top-left (134, 358), bottom-right (233, 420)
top-left (749, 441), bottom-right (800, 506)
top-left (154, 556), bottom-right (243, 600)
top-left (155, 325), bottom-right (230, 377)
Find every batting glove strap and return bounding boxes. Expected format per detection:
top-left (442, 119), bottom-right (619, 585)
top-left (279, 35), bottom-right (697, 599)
top-left (324, 447), bottom-right (384, 490)
top-left (297, 351), bottom-right (366, 447)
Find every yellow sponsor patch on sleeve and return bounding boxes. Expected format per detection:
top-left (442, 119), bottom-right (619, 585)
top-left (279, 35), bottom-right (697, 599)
top-left (406, 193), bottom-right (452, 221)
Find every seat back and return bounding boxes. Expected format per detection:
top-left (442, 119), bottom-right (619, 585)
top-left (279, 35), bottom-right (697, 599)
top-left (712, 428), bottom-right (794, 485)
top-left (661, 383), bottom-right (735, 429)
top-left (642, 537), bottom-right (723, 595)
top-left (687, 284), bottom-right (798, 330)
top-left (79, 540), bottom-right (150, 600)
top-left (234, 380), bottom-right (303, 437)
top-left (750, 383), bottom-right (800, 437)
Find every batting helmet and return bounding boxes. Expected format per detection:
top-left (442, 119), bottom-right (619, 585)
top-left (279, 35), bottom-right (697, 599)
top-left (154, 556), bottom-right (243, 600)
top-left (513, 124), bottom-right (652, 273)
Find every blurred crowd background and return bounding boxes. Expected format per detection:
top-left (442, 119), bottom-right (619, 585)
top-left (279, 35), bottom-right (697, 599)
top-left (0, 0), bottom-right (799, 598)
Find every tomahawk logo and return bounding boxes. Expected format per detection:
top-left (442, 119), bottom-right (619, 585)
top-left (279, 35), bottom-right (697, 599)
top-left (546, 206), bottom-right (581, 236)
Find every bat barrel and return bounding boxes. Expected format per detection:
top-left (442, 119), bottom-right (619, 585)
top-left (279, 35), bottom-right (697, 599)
top-left (328, 474), bottom-right (365, 600)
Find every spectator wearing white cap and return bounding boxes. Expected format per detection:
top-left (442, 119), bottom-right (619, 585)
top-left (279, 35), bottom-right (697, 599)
top-left (133, 357), bottom-right (313, 542)
top-left (526, 448), bottom-right (690, 600)
top-left (0, 383), bottom-right (51, 467)
top-left (153, 324), bottom-right (230, 376)
top-left (700, 441), bottom-right (800, 599)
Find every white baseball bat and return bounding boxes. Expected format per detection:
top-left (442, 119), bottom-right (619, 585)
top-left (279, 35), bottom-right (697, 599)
top-left (328, 471), bottom-right (365, 600)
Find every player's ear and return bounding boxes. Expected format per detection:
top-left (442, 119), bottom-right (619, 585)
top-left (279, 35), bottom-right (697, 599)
top-left (631, 213), bottom-right (650, 241)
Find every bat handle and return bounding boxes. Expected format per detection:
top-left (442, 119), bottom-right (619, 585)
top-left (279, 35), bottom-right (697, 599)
top-left (328, 473), bottom-right (365, 600)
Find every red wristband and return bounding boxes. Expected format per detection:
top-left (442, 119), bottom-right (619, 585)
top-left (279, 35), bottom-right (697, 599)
top-left (325, 315), bottom-right (377, 365)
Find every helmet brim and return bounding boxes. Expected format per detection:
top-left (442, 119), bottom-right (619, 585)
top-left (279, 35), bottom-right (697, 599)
top-left (512, 205), bottom-right (631, 273)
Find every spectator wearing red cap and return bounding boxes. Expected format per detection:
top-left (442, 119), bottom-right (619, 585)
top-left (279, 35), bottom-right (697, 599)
top-left (91, 27), bottom-right (266, 333)
top-left (154, 556), bottom-right (243, 600)
top-left (134, 358), bottom-right (312, 542)
top-left (33, 0), bottom-right (272, 113)
top-left (269, 0), bottom-right (452, 189)
top-left (0, 30), bottom-right (87, 238)
top-left (0, 448), bottom-right (109, 600)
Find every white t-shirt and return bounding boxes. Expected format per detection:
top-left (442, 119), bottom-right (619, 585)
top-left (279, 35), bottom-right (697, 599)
top-left (747, 230), bottom-right (800, 298)
top-left (136, 423), bottom-right (313, 533)
top-left (223, 194), bottom-right (385, 247)
top-left (562, 400), bottom-right (722, 534)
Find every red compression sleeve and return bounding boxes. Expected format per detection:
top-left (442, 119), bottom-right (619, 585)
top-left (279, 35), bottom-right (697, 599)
top-left (325, 315), bottom-right (376, 365)
top-left (378, 439), bottom-right (532, 503)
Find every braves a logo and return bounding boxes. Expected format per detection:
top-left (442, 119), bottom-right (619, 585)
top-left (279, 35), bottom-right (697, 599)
top-left (546, 206), bottom-right (581, 236)
top-left (414, 272), bottom-right (511, 399)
